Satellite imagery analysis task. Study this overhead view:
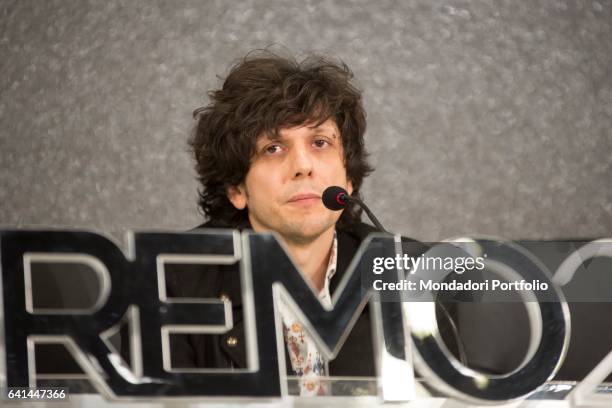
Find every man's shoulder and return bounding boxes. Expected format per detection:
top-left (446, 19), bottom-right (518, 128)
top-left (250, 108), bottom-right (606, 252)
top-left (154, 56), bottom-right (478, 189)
top-left (192, 219), bottom-right (237, 230)
top-left (337, 221), bottom-right (378, 240)
top-left (337, 221), bottom-right (422, 245)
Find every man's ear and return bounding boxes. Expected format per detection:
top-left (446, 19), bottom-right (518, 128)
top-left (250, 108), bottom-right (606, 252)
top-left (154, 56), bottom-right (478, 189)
top-left (227, 184), bottom-right (247, 210)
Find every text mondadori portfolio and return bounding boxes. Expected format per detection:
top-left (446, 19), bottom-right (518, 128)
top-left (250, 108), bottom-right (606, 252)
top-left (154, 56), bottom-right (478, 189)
top-left (372, 279), bottom-right (549, 292)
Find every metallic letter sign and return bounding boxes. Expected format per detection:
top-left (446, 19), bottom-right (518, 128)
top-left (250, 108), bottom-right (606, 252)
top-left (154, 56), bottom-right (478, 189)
top-left (0, 229), bottom-right (572, 403)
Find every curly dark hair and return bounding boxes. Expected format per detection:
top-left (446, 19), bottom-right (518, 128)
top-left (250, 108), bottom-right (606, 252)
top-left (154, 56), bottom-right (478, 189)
top-left (190, 50), bottom-right (373, 228)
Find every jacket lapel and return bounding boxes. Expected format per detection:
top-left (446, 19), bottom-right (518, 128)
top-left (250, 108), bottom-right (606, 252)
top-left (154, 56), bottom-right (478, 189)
top-left (218, 260), bottom-right (246, 367)
top-left (220, 319), bottom-right (247, 368)
top-left (330, 226), bottom-right (365, 295)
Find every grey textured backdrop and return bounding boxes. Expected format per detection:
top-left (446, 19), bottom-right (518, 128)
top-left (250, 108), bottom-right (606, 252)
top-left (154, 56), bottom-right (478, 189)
top-left (1, 0), bottom-right (611, 242)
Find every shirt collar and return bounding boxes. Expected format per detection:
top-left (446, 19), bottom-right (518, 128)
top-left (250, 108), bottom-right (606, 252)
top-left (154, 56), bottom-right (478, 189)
top-left (318, 231), bottom-right (338, 304)
top-left (326, 231), bottom-right (338, 281)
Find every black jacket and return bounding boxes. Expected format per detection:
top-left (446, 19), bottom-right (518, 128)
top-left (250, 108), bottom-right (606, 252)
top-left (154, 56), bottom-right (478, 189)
top-left (165, 220), bottom-right (407, 375)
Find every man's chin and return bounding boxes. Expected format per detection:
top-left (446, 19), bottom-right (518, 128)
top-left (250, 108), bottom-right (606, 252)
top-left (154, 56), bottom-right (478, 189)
top-left (280, 220), bottom-right (336, 244)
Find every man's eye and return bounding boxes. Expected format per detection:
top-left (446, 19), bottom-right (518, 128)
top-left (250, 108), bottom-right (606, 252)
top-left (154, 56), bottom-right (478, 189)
top-left (313, 139), bottom-right (330, 148)
top-left (264, 144), bottom-right (282, 154)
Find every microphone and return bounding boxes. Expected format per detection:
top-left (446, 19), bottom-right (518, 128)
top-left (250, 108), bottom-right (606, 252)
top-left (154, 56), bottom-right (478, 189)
top-left (322, 186), bottom-right (388, 233)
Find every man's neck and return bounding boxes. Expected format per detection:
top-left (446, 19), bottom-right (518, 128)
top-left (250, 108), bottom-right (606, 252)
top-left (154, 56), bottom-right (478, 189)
top-left (247, 218), bottom-right (335, 292)
top-left (281, 227), bottom-right (335, 292)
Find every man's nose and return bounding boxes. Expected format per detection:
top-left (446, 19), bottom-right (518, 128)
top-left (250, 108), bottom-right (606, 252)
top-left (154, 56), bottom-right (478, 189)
top-left (289, 146), bottom-right (314, 178)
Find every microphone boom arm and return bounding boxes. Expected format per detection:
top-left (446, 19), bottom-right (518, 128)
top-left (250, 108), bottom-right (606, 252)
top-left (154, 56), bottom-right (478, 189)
top-left (342, 194), bottom-right (388, 233)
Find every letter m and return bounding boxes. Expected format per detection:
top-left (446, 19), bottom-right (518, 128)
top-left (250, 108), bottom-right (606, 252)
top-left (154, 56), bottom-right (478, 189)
top-left (245, 232), bottom-right (417, 400)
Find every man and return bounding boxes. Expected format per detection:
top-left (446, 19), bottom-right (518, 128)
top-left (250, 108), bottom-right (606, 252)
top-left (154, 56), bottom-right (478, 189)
top-left (155, 51), bottom-right (601, 394)
top-left (166, 51), bottom-right (415, 395)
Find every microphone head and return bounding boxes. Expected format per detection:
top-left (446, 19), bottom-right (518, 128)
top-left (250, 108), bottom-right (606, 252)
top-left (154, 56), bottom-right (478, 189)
top-left (322, 186), bottom-right (349, 211)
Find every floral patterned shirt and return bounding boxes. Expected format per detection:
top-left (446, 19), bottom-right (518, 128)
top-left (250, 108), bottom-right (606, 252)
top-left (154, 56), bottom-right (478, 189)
top-left (278, 233), bottom-right (337, 396)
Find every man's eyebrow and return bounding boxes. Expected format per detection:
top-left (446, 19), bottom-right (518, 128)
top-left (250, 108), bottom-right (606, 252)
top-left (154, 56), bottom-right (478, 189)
top-left (257, 133), bottom-right (282, 144)
top-left (311, 126), bottom-right (338, 138)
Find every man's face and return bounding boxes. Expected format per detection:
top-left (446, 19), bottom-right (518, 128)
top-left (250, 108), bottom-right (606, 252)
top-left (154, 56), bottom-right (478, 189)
top-left (227, 119), bottom-right (353, 244)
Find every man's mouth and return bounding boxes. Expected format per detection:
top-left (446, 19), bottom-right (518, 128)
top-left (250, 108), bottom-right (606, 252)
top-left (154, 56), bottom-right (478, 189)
top-left (287, 193), bottom-right (321, 203)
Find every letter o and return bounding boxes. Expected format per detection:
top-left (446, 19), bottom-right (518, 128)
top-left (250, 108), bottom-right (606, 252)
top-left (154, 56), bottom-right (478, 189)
top-left (405, 239), bottom-right (570, 404)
